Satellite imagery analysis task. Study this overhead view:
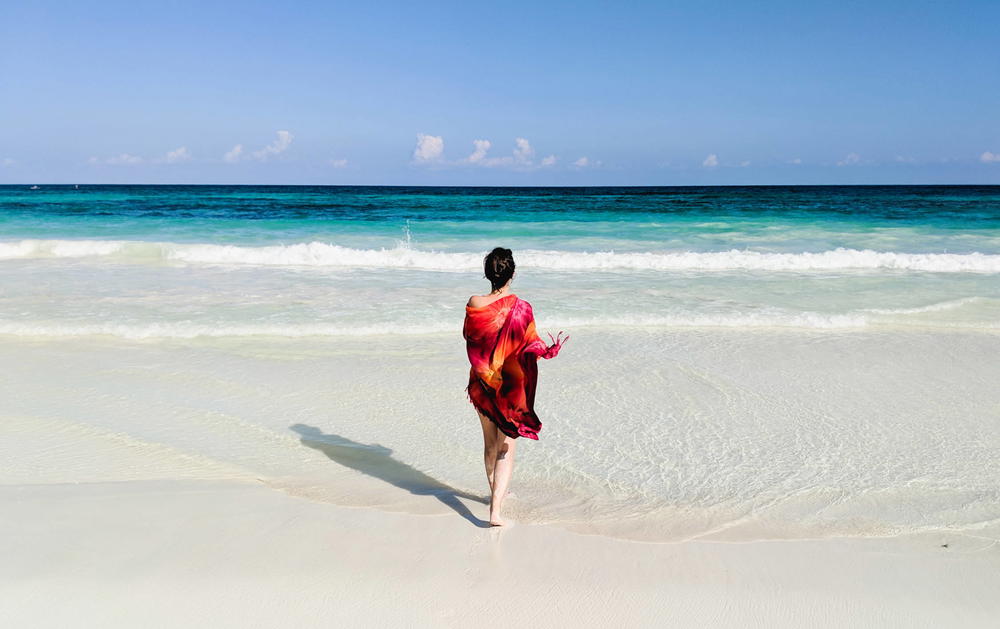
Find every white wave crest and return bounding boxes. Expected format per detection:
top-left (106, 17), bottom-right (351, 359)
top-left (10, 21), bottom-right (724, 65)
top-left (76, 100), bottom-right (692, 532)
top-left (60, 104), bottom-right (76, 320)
top-left (862, 297), bottom-right (984, 315)
top-left (0, 320), bottom-right (454, 340)
top-left (0, 312), bottom-right (869, 340)
top-left (0, 239), bottom-right (132, 259)
top-left (165, 241), bottom-right (481, 269)
top-left (3, 239), bottom-right (1000, 273)
top-left (3, 307), bottom-right (998, 340)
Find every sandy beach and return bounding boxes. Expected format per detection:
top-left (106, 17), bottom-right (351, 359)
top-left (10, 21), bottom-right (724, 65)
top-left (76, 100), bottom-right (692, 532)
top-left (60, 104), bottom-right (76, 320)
top-left (2, 329), bottom-right (999, 627)
top-left (3, 478), bottom-right (999, 629)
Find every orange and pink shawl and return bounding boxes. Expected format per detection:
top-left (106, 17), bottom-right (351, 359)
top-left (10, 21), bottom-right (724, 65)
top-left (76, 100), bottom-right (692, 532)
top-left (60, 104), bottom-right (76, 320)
top-left (463, 295), bottom-right (563, 440)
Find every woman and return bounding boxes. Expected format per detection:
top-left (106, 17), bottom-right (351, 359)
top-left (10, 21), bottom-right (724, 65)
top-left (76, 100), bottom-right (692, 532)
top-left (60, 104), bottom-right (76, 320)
top-left (463, 247), bottom-right (567, 526)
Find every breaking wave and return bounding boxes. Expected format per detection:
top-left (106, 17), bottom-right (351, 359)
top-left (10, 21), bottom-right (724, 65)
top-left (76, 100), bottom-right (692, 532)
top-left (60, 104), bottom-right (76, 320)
top-left (3, 239), bottom-right (1000, 273)
top-left (0, 312), bottom-right (870, 339)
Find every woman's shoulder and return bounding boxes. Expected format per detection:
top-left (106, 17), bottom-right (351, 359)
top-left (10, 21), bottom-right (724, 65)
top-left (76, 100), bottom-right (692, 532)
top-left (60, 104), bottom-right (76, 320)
top-left (466, 293), bottom-right (520, 309)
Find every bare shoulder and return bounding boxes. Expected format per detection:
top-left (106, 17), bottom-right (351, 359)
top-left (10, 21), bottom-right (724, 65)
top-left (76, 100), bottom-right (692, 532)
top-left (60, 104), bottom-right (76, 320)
top-left (467, 294), bottom-right (489, 308)
top-left (468, 292), bottom-right (519, 308)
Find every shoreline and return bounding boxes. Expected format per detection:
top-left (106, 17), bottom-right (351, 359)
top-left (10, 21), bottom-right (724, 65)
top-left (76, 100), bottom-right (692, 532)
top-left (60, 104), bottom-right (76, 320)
top-left (3, 329), bottom-right (999, 543)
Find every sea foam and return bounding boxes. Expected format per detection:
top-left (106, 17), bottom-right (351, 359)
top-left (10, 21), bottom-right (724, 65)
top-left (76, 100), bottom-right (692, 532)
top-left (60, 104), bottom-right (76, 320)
top-left (3, 239), bottom-right (1000, 273)
top-left (0, 312), bottom-right (908, 340)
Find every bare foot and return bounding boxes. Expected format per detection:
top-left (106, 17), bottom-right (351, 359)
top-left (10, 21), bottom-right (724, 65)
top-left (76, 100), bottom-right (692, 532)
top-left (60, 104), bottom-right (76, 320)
top-left (489, 511), bottom-right (505, 526)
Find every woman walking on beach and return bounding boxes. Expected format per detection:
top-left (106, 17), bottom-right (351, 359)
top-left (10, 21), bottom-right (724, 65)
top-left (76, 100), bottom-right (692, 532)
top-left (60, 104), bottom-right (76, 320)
top-left (463, 247), bottom-right (567, 526)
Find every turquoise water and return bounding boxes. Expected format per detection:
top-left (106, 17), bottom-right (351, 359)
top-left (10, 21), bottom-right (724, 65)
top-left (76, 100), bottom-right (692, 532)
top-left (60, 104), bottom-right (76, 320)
top-left (4, 185), bottom-right (1000, 251)
top-left (1, 184), bottom-right (999, 337)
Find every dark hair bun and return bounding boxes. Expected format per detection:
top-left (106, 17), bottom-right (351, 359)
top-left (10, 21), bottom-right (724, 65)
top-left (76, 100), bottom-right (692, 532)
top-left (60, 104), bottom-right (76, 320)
top-left (484, 247), bottom-right (515, 291)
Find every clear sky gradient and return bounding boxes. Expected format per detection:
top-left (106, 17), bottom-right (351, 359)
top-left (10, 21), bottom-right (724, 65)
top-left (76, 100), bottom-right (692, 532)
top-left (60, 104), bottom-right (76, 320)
top-left (2, 0), bottom-right (998, 185)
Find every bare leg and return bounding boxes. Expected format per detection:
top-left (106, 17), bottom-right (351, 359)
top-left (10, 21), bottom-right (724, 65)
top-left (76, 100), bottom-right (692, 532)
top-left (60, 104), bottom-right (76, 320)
top-left (489, 435), bottom-right (517, 526)
top-left (477, 412), bottom-right (500, 492)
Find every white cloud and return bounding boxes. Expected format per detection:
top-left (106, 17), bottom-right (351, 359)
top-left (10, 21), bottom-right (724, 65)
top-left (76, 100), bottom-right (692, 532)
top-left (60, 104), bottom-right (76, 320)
top-left (461, 138), bottom-right (554, 168)
top-left (90, 147), bottom-right (191, 165)
top-left (105, 153), bottom-right (144, 165)
top-left (571, 156), bottom-right (603, 169)
top-left (251, 130), bottom-right (294, 161)
top-left (413, 133), bottom-right (445, 163)
top-left (788, 158), bottom-right (802, 164)
top-left (513, 137), bottom-right (534, 164)
top-left (418, 135), bottom-right (561, 170)
top-left (222, 132), bottom-right (292, 163)
top-left (702, 153), bottom-right (718, 168)
top-left (894, 155), bottom-right (916, 163)
top-left (739, 160), bottom-right (751, 167)
top-left (164, 146), bottom-right (191, 164)
top-left (223, 144), bottom-right (244, 163)
top-left (980, 151), bottom-right (1000, 163)
top-left (837, 152), bottom-right (861, 166)
top-left (465, 139), bottom-right (492, 164)
top-left (329, 158), bottom-right (348, 168)
top-left (463, 139), bottom-right (503, 166)
top-left (1, 158), bottom-right (14, 167)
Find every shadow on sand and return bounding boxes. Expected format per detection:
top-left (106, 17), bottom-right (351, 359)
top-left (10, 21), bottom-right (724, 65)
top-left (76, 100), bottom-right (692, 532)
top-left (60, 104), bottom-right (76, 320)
top-left (289, 423), bottom-right (489, 528)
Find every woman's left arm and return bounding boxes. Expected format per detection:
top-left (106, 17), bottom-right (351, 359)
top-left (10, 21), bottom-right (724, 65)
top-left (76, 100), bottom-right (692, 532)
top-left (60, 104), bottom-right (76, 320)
top-left (524, 327), bottom-right (569, 359)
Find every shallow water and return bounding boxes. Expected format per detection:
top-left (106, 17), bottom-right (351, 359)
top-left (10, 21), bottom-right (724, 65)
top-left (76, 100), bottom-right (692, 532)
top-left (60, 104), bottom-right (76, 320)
top-left (4, 332), bottom-right (998, 543)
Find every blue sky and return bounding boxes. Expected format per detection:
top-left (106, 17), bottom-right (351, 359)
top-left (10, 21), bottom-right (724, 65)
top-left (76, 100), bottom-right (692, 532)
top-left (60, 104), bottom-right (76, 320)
top-left (1, 0), bottom-right (998, 185)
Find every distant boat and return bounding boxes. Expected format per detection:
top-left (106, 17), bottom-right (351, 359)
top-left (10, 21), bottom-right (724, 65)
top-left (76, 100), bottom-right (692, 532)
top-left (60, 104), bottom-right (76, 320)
top-left (74, 184), bottom-right (79, 189)
top-left (29, 185), bottom-right (39, 190)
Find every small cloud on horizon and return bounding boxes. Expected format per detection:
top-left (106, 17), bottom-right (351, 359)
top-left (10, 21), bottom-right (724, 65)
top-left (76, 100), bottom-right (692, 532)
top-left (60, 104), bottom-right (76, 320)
top-left (163, 146), bottom-right (191, 164)
top-left (739, 160), bottom-right (751, 168)
top-left (571, 156), bottom-right (602, 169)
top-left (512, 137), bottom-right (534, 165)
top-left (222, 131), bottom-right (293, 163)
top-left (465, 139), bottom-right (491, 164)
top-left (981, 151), bottom-right (1000, 163)
top-left (251, 130), bottom-right (294, 161)
top-left (89, 153), bottom-right (144, 165)
top-left (88, 147), bottom-right (192, 166)
top-left (223, 144), bottom-right (244, 163)
top-left (329, 158), bottom-right (349, 168)
top-left (422, 135), bottom-right (558, 170)
top-left (412, 133), bottom-right (445, 163)
top-left (108, 153), bottom-right (143, 165)
top-left (1, 158), bottom-right (15, 167)
top-left (702, 153), bottom-right (718, 168)
top-left (837, 152), bottom-right (861, 166)
top-left (788, 158), bottom-right (802, 164)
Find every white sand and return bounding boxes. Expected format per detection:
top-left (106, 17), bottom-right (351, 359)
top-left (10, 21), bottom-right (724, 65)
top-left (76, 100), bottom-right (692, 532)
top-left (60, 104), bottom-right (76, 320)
top-left (2, 332), bottom-right (999, 627)
top-left (1, 479), bottom-right (998, 628)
